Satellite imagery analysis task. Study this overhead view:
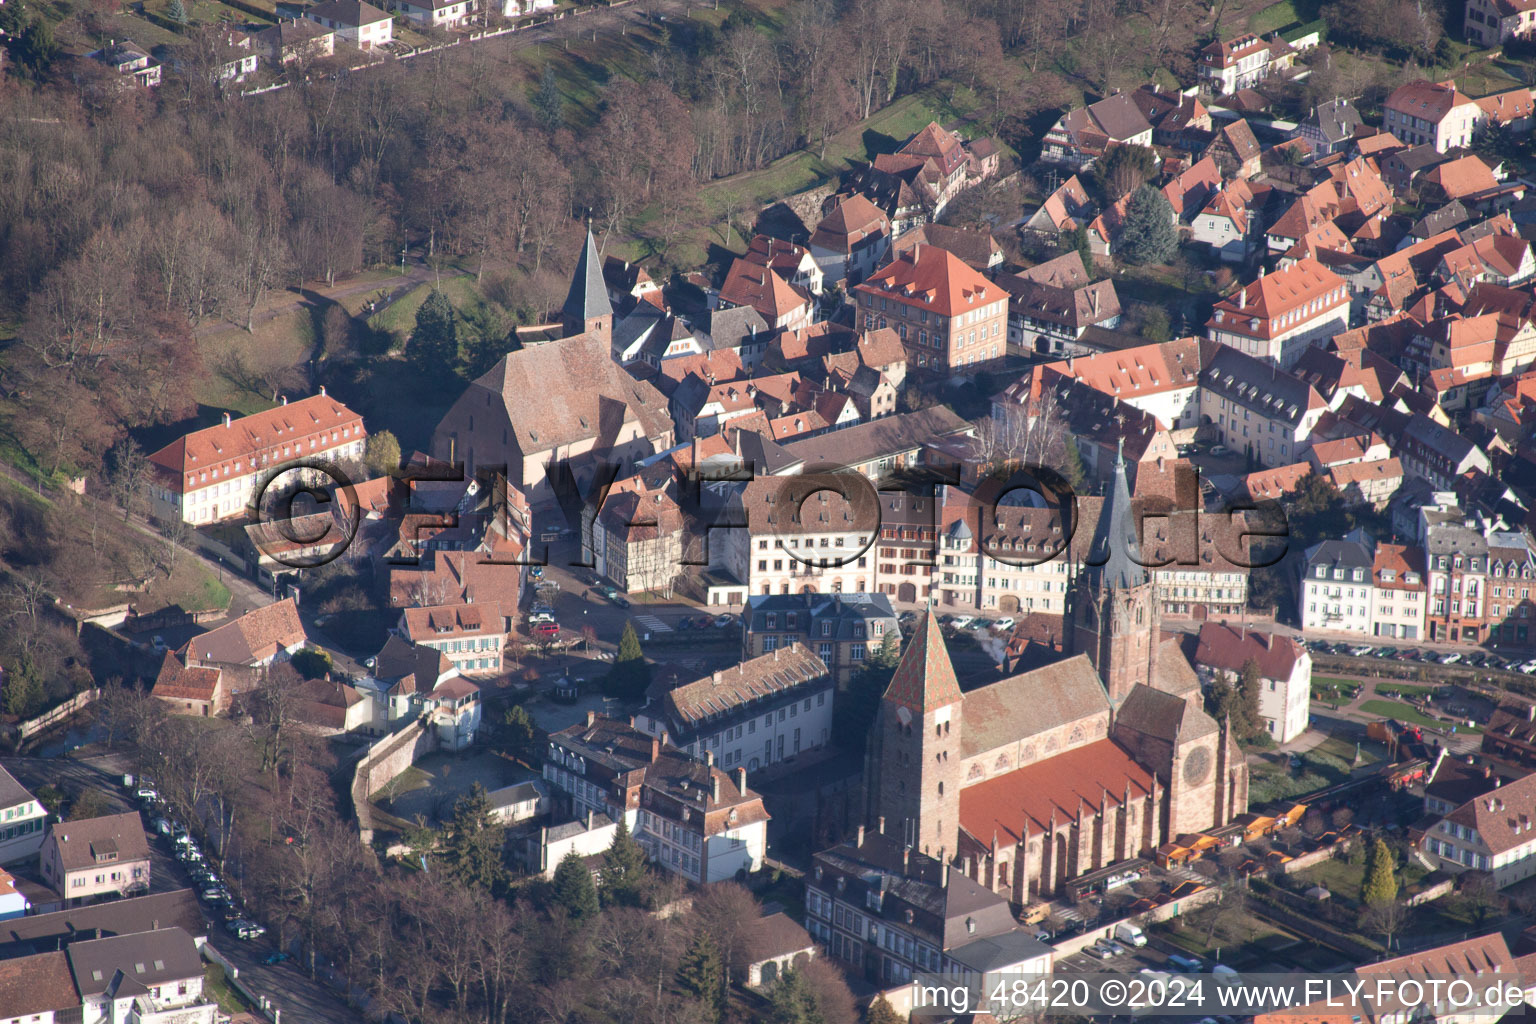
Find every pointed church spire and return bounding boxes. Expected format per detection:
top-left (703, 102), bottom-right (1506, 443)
top-left (881, 610), bottom-right (963, 713)
top-left (1086, 435), bottom-right (1145, 590)
top-left (561, 229), bottom-right (612, 335)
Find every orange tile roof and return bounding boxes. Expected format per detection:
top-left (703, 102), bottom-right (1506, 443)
top-left (184, 599), bottom-right (305, 666)
top-left (151, 652), bottom-right (223, 702)
top-left (1426, 155), bottom-right (1499, 199)
top-left (1207, 258), bottom-right (1349, 340)
top-left (959, 738), bottom-right (1155, 845)
top-left (854, 243), bottom-right (1000, 318)
top-left (1240, 461), bottom-right (1312, 500)
top-left (149, 394), bottom-right (364, 489)
top-left (1373, 542), bottom-right (1425, 591)
top-left (719, 259), bottom-right (811, 320)
top-left (1357, 931), bottom-right (1514, 979)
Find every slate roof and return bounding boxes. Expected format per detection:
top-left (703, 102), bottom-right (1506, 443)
top-left (0, 765), bottom-right (36, 811)
top-left (0, 889), bottom-right (204, 956)
top-left (562, 230), bottom-right (613, 326)
top-left (66, 927), bottom-right (202, 999)
top-left (307, 0), bottom-right (389, 25)
top-left (1085, 442), bottom-right (1145, 589)
top-left (1116, 681), bottom-right (1219, 742)
top-left (1306, 99), bottom-right (1363, 145)
top-left (1195, 623), bottom-right (1303, 680)
top-left (662, 643), bottom-right (830, 731)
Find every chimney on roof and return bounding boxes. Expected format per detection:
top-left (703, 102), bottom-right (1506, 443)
top-left (222, 413), bottom-right (232, 428)
top-left (650, 736), bottom-right (661, 762)
top-left (877, 816), bottom-right (886, 834)
top-left (712, 670), bottom-right (722, 685)
top-left (279, 394), bottom-right (288, 405)
top-left (586, 710), bottom-right (597, 727)
top-left (711, 773), bottom-right (721, 803)
top-left (902, 846), bottom-right (911, 874)
top-left (586, 810), bottom-right (594, 830)
top-left (941, 857), bottom-right (949, 887)
top-left (319, 385), bottom-right (326, 397)
top-left (705, 749), bottom-right (715, 767)
top-left (856, 824), bottom-right (866, 846)
top-left (734, 766), bottom-right (746, 793)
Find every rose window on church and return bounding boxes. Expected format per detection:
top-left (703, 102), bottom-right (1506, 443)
top-left (1183, 746), bottom-right (1212, 786)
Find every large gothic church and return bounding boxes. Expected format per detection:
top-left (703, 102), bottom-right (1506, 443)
top-left (864, 446), bottom-right (1248, 906)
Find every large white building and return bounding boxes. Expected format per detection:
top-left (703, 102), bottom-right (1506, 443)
top-left (1300, 532), bottom-right (1377, 635)
top-left (1194, 623), bottom-right (1311, 743)
top-left (717, 477), bottom-right (879, 598)
top-left (148, 391), bottom-right (366, 524)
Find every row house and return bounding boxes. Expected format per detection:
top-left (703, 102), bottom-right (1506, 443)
top-left (1384, 79), bottom-right (1533, 152)
top-left (545, 714), bottom-right (769, 883)
top-left (1399, 413), bottom-right (1492, 488)
top-left (1194, 624), bottom-right (1311, 743)
top-left (743, 235), bottom-right (824, 295)
top-left (1204, 258), bottom-right (1351, 368)
top-left (1300, 531), bottom-right (1381, 636)
top-left (714, 476), bottom-right (879, 599)
top-left (148, 391), bottom-right (366, 525)
top-left (1373, 542), bottom-right (1428, 640)
top-left (717, 258), bottom-right (815, 333)
top-left (595, 486), bottom-right (686, 595)
top-left (853, 244), bottom-right (1009, 377)
top-left (633, 644), bottom-right (834, 770)
top-left (1423, 505), bottom-right (1536, 645)
top-left (1198, 33), bottom-right (1296, 95)
top-left (741, 593), bottom-right (899, 686)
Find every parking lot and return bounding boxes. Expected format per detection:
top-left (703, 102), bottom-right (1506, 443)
top-left (1304, 638), bottom-right (1536, 673)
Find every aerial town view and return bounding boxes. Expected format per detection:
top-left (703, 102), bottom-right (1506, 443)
top-left (7, 0), bottom-right (1536, 1021)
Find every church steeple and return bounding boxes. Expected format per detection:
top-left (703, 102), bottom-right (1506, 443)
top-left (561, 229), bottom-right (613, 344)
top-left (865, 609), bottom-right (964, 858)
top-left (1086, 440), bottom-right (1146, 590)
top-left (1070, 438), bottom-right (1159, 704)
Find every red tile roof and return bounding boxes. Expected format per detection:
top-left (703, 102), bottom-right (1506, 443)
top-left (854, 244), bottom-right (1000, 318)
top-left (149, 394), bottom-right (364, 491)
top-left (959, 738), bottom-right (1155, 845)
top-left (719, 259), bottom-right (811, 321)
top-left (1207, 258), bottom-right (1348, 340)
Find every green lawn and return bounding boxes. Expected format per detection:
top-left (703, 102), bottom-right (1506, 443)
top-left (1311, 734), bottom-right (1380, 766)
top-left (1374, 682), bottom-right (1435, 699)
top-left (1247, 0), bottom-right (1299, 33)
top-left (203, 960), bottom-right (254, 1015)
top-left (1358, 699), bottom-right (1480, 734)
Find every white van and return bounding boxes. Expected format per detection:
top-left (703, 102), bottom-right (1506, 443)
top-left (1115, 922), bottom-right (1148, 947)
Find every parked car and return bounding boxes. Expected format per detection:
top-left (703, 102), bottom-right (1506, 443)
top-left (533, 622), bottom-right (560, 638)
top-left (227, 919), bottom-right (265, 940)
top-left (714, 614), bottom-right (735, 628)
top-left (970, 618), bottom-right (993, 631)
top-left (898, 612), bottom-right (917, 626)
top-left (263, 951), bottom-right (290, 965)
top-left (677, 617), bottom-right (696, 630)
top-left (992, 616), bottom-right (1015, 631)
top-left (1088, 943), bottom-right (1115, 960)
top-left (1210, 445), bottom-right (1232, 457)
top-left (948, 615), bottom-right (974, 629)
top-left (1442, 653), bottom-right (1463, 665)
top-left (152, 818), bottom-right (172, 836)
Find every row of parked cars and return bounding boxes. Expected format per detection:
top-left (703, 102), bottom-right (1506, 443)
top-left (130, 778), bottom-right (266, 942)
top-left (907, 612), bottom-right (1018, 634)
top-left (1308, 640), bottom-right (1535, 672)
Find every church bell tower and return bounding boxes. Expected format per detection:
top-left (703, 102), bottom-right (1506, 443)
top-left (865, 610), bottom-right (964, 858)
top-left (1070, 440), bottom-right (1159, 704)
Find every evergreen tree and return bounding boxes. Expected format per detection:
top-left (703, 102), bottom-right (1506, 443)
top-left (1235, 658), bottom-right (1265, 742)
top-left (1362, 838), bottom-right (1399, 907)
top-left (866, 993), bottom-right (905, 1024)
top-left (363, 430), bottom-right (401, 478)
top-left (2, 656), bottom-right (44, 718)
top-left (443, 783), bottom-right (508, 893)
top-left (677, 931), bottom-right (726, 1022)
top-left (1063, 225), bottom-right (1094, 275)
top-left (501, 704), bottom-right (538, 765)
top-left (603, 621), bottom-right (651, 700)
top-left (167, 0), bottom-right (188, 23)
top-left (833, 630), bottom-right (901, 758)
top-left (1117, 184), bottom-right (1178, 266)
top-left (769, 969), bottom-right (822, 1024)
top-left (534, 67), bottom-right (564, 130)
top-left (551, 849), bottom-right (599, 921)
top-left (409, 289), bottom-right (460, 377)
top-left (598, 818), bottom-right (648, 908)
top-left (1061, 435), bottom-right (1087, 491)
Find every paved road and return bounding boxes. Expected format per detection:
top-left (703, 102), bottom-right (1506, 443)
top-left (0, 753), bottom-right (365, 1023)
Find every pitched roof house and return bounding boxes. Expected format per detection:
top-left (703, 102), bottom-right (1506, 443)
top-left (304, 0), bottom-right (392, 48)
top-left (717, 258), bottom-right (814, 332)
top-left (1041, 94), bottom-right (1154, 170)
top-left (809, 194), bottom-right (892, 287)
top-left (184, 598), bottom-right (306, 668)
top-left (39, 813), bottom-right (152, 906)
